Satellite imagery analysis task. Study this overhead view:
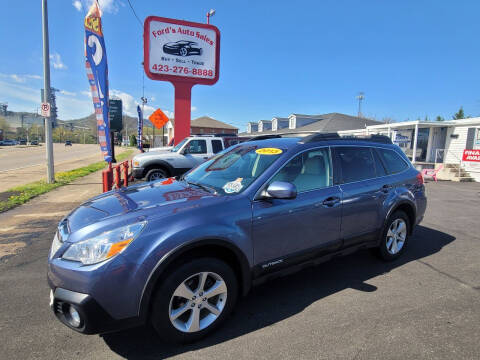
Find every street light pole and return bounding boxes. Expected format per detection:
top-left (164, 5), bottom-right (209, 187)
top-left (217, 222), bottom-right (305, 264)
top-left (42, 0), bottom-right (54, 183)
top-left (356, 92), bottom-right (365, 118)
top-left (206, 9), bottom-right (215, 24)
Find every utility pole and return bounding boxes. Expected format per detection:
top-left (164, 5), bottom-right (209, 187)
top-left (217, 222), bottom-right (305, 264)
top-left (42, 0), bottom-right (54, 183)
top-left (356, 92), bottom-right (365, 118)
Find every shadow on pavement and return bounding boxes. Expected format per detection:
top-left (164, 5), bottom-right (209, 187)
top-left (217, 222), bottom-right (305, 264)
top-left (102, 225), bottom-right (454, 359)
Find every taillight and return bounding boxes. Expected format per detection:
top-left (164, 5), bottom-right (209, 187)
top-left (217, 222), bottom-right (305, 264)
top-left (416, 172), bottom-right (424, 185)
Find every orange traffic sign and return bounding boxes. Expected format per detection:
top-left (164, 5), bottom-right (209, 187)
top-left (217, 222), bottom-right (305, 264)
top-left (149, 108), bottom-right (169, 129)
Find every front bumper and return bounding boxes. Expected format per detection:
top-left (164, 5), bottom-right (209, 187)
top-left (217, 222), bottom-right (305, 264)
top-left (50, 287), bottom-right (142, 334)
top-left (132, 167), bottom-right (145, 179)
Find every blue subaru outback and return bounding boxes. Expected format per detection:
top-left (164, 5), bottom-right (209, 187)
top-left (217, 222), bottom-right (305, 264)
top-left (48, 133), bottom-right (426, 343)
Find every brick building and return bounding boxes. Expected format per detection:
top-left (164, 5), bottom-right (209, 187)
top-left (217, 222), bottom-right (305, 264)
top-left (165, 116), bottom-right (238, 144)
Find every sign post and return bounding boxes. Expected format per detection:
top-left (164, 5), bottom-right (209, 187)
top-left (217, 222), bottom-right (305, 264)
top-left (144, 16), bottom-right (220, 144)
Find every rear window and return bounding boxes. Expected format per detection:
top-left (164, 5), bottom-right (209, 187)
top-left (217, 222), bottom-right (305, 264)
top-left (212, 140), bottom-right (223, 154)
top-left (337, 147), bottom-right (376, 183)
top-left (376, 148), bottom-right (409, 174)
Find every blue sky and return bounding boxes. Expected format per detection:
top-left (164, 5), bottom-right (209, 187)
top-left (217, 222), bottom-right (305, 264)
top-left (0, 0), bottom-right (479, 131)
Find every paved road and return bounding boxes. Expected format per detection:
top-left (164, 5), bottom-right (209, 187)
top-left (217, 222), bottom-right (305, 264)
top-left (0, 144), bottom-right (130, 192)
top-left (0, 181), bottom-right (479, 359)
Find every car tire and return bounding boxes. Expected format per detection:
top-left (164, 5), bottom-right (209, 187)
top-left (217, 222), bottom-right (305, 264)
top-left (179, 47), bottom-right (188, 57)
top-left (150, 257), bottom-right (238, 344)
top-left (146, 168), bottom-right (168, 182)
top-left (374, 210), bottom-right (410, 261)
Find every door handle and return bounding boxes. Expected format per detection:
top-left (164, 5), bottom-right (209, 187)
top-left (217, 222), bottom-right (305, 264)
top-left (322, 196), bottom-right (340, 207)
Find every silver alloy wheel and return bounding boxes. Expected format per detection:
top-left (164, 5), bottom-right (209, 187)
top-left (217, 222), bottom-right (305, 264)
top-left (169, 272), bottom-right (227, 333)
top-left (179, 47), bottom-right (188, 56)
top-left (149, 171), bottom-right (164, 181)
top-left (386, 218), bottom-right (407, 255)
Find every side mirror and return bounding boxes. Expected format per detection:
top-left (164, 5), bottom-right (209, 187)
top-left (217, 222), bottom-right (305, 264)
top-left (181, 147), bottom-right (189, 155)
top-left (265, 181), bottom-right (297, 199)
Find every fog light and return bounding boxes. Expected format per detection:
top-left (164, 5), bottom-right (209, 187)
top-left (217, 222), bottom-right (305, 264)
top-left (68, 305), bottom-right (81, 328)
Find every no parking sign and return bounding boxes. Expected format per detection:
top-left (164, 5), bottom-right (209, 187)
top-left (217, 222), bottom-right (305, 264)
top-left (41, 102), bottom-right (51, 117)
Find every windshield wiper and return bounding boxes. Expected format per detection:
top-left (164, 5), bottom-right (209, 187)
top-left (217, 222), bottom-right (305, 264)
top-left (185, 180), bottom-right (217, 195)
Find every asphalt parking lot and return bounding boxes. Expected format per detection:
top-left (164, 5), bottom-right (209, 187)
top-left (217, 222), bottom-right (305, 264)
top-left (0, 180), bottom-right (479, 359)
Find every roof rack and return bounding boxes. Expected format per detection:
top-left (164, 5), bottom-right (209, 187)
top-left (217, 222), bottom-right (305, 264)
top-left (246, 134), bottom-right (282, 141)
top-left (301, 133), bottom-right (392, 144)
top-left (300, 133), bottom-right (341, 143)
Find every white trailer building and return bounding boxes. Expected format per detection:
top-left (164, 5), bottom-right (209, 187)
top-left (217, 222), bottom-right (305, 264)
top-left (339, 118), bottom-right (480, 182)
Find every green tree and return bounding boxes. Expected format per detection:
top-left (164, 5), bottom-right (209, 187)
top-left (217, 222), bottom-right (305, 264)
top-left (453, 106), bottom-right (465, 120)
top-left (435, 115), bottom-right (445, 122)
top-left (129, 134), bottom-right (137, 147)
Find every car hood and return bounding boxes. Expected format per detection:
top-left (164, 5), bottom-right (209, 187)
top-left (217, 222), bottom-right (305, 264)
top-left (66, 178), bottom-right (217, 233)
top-left (133, 150), bottom-right (179, 161)
top-left (148, 146), bottom-right (173, 152)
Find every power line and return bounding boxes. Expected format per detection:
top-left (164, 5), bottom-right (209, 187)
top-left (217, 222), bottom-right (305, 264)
top-left (126, 0), bottom-right (143, 28)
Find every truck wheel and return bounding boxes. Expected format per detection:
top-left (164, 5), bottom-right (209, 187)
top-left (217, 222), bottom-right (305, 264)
top-left (151, 258), bottom-right (238, 343)
top-left (146, 168), bottom-right (168, 182)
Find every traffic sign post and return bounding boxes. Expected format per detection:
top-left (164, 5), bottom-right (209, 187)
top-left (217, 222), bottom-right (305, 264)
top-left (144, 16), bottom-right (220, 144)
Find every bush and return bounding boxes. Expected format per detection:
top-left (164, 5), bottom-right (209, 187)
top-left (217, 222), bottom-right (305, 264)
top-left (130, 134), bottom-right (137, 147)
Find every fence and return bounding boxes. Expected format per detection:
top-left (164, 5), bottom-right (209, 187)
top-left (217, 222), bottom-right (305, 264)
top-left (102, 160), bottom-right (131, 192)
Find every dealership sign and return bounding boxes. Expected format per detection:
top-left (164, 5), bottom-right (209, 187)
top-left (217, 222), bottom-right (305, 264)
top-left (144, 17), bottom-right (219, 84)
top-left (144, 16), bottom-right (220, 144)
top-left (462, 149), bottom-right (480, 162)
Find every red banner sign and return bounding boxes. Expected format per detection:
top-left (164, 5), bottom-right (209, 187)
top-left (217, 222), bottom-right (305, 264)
top-left (462, 149), bottom-right (480, 162)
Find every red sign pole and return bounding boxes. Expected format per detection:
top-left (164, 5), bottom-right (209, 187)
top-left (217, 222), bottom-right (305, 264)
top-left (173, 82), bottom-right (193, 143)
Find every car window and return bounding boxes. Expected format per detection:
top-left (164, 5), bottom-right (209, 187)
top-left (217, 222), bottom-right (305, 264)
top-left (376, 148), bottom-right (409, 174)
top-left (270, 148), bottom-right (332, 192)
top-left (372, 148), bottom-right (387, 177)
top-left (184, 145), bottom-right (284, 194)
top-left (185, 140), bottom-right (207, 154)
top-left (337, 147), bottom-right (376, 183)
top-left (212, 140), bottom-right (223, 154)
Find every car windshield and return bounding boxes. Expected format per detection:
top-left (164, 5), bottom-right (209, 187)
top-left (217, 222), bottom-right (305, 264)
top-left (183, 144), bottom-right (284, 195)
top-left (171, 138), bottom-right (188, 152)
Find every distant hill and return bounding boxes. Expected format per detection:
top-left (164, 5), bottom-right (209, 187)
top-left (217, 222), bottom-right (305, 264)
top-left (2, 111), bottom-right (44, 128)
top-left (61, 113), bottom-right (153, 134)
top-left (2, 109), bottom-right (153, 131)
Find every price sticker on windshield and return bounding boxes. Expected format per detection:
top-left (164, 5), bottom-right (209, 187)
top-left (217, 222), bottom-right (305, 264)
top-left (255, 148), bottom-right (283, 155)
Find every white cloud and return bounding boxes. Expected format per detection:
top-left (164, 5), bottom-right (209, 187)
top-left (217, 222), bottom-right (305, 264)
top-left (110, 89), bottom-right (173, 118)
top-left (0, 80), bottom-right (40, 105)
top-left (0, 73), bottom-right (41, 83)
top-left (81, 90), bottom-right (92, 98)
top-left (60, 90), bottom-right (77, 96)
top-left (191, 106), bottom-right (197, 112)
top-left (72, 0), bottom-right (82, 11)
top-left (77, 0), bottom-right (122, 14)
top-left (98, 0), bottom-right (122, 14)
top-left (50, 52), bottom-right (67, 70)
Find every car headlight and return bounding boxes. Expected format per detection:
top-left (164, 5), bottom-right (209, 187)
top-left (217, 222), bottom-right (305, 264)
top-left (133, 160), bottom-right (140, 167)
top-left (62, 222), bottom-right (146, 265)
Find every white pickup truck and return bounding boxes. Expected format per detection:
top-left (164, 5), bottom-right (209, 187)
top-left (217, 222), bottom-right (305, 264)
top-left (132, 135), bottom-right (244, 181)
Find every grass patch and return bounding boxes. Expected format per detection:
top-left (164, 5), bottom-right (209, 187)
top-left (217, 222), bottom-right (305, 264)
top-left (0, 149), bottom-right (133, 213)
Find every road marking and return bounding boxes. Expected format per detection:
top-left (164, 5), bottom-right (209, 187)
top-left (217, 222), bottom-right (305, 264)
top-left (14, 212), bottom-right (66, 218)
